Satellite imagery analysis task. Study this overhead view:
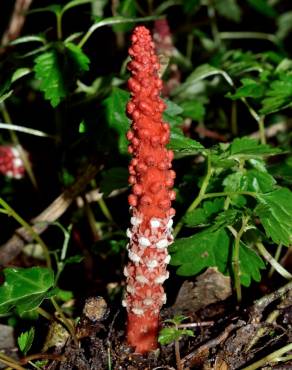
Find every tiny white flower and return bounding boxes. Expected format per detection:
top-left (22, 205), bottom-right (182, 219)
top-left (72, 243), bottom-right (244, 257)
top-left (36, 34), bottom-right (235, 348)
top-left (13, 158), bottom-right (23, 168)
top-left (123, 266), bottom-right (129, 277)
top-left (143, 298), bottom-right (153, 306)
top-left (6, 171), bottom-right (13, 178)
top-left (167, 219), bottom-right (174, 229)
top-left (156, 239), bottom-right (168, 249)
top-left (150, 218), bottom-right (160, 228)
top-left (11, 148), bottom-right (20, 157)
top-left (132, 307), bottom-right (144, 316)
top-left (127, 285), bottom-right (136, 294)
top-left (146, 259), bottom-right (158, 269)
top-left (154, 273), bottom-right (169, 284)
top-left (130, 216), bottom-right (142, 226)
top-left (164, 255), bottom-right (171, 264)
top-left (138, 236), bottom-right (151, 247)
top-left (136, 275), bottom-right (149, 284)
top-left (128, 251), bottom-right (141, 263)
top-left (122, 300), bottom-right (127, 307)
top-left (161, 293), bottom-right (167, 304)
top-left (126, 228), bottom-right (132, 238)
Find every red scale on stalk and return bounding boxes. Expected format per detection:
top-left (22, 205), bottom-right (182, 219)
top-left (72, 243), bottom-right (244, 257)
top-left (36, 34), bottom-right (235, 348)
top-left (124, 26), bottom-right (175, 354)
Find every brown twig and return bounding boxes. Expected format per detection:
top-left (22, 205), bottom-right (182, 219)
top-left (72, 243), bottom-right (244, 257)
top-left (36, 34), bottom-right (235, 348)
top-left (0, 162), bottom-right (100, 266)
top-left (19, 353), bottom-right (65, 365)
top-left (1, 0), bottom-right (33, 48)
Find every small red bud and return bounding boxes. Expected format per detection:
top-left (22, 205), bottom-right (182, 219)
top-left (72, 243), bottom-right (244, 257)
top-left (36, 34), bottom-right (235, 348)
top-left (128, 194), bottom-right (138, 207)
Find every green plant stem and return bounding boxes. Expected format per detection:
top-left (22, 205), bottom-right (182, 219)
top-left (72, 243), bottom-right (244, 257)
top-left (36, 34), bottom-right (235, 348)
top-left (0, 198), bottom-right (51, 268)
top-left (268, 244), bottom-right (283, 278)
top-left (231, 101), bottom-right (238, 136)
top-left (0, 103), bottom-right (38, 189)
top-left (258, 115), bottom-right (266, 144)
top-left (98, 198), bottom-right (114, 223)
top-left (50, 297), bottom-right (78, 346)
top-left (256, 242), bottom-right (292, 280)
top-left (0, 353), bottom-right (26, 370)
top-left (37, 307), bottom-right (53, 321)
top-left (174, 339), bottom-right (183, 370)
top-left (241, 342), bottom-right (292, 370)
top-left (233, 216), bottom-right (249, 303)
top-left (203, 191), bottom-right (257, 200)
top-left (173, 154), bottom-right (212, 237)
top-left (219, 31), bottom-right (277, 44)
top-left (207, 1), bottom-right (221, 48)
top-left (56, 13), bottom-right (63, 40)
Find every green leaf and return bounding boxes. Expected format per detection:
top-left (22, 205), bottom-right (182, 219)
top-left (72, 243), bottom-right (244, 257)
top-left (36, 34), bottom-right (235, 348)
top-left (173, 64), bottom-right (233, 97)
top-left (100, 167), bottom-right (129, 196)
top-left (0, 90), bottom-right (13, 104)
top-left (237, 242), bottom-right (265, 286)
top-left (170, 228), bottom-right (230, 276)
top-left (18, 327), bottom-right (35, 355)
top-left (164, 99), bottom-right (183, 117)
top-left (246, 0), bottom-right (277, 18)
top-left (182, 0), bottom-right (200, 13)
top-left (214, 0), bottom-right (242, 22)
top-left (0, 267), bottom-right (54, 314)
top-left (269, 157), bottom-right (292, 184)
top-left (11, 68), bottom-right (32, 83)
top-left (256, 188), bottom-right (292, 246)
top-left (79, 15), bottom-right (159, 48)
top-left (28, 5), bottom-right (62, 15)
top-left (180, 100), bottom-right (206, 121)
top-left (184, 198), bottom-right (224, 227)
top-left (158, 327), bottom-right (194, 345)
top-left (227, 78), bottom-right (265, 100)
top-left (213, 209), bottom-right (240, 230)
top-left (62, 0), bottom-right (94, 15)
top-left (113, 0), bottom-right (137, 32)
top-left (103, 87), bottom-right (130, 154)
top-left (65, 43), bottom-right (90, 72)
top-left (168, 128), bottom-right (204, 157)
top-left (34, 50), bottom-right (67, 107)
top-left (277, 11), bottom-right (292, 40)
top-left (230, 137), bottom-right (281, 158)
top-left (261, 75), bottom-right (292, 115)
top-left (9, 35), bottom-right (46, 46)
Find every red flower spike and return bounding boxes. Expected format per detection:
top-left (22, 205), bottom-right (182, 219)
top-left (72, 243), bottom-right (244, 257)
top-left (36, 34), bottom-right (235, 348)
top-left (123, 26), bottom-right (175, 354)
top-left (0, 146), bottom-right (25, 179)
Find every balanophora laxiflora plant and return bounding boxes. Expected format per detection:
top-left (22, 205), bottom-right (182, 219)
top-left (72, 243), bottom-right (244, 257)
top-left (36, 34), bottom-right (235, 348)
top-left (122, 25), bottom-right (176, 354)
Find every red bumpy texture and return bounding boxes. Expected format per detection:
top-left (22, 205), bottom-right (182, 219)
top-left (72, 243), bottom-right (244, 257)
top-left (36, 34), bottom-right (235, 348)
top-left (123, 26), bottom-right (175, 354)
top-left (0, 146), bottom-right (25, 179)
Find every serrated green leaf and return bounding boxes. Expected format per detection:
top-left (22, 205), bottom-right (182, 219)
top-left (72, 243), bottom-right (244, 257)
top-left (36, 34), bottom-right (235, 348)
top-left (213, 209), bottom-right (240, 230)
top-left (170, 228), bottom-right (230, 276)
top-left (100, 167), bottom-right (129, 196)
top-left (168, 128), bottom-right (204, 157)
top-left (65, 43), bottom-right (90, 72)
top-left (237, 242), bottom-right (265, 286)
top-left (0, 267), bottom-right (54, 314)
top-left (227, 78), bottom-right (265, 100)
top-left (158, 327), bottom-right (194, 345)
top-left (184, 198), bottom-right (224, 227)
top-left (256, 188), bottom-right (292, 246)
top-left (180, 100), bottom-right (206, 121)
top-left (247, 0), bottom-right (277, 18)
top-left (34, 50), bottom-right (67, 107)
top-left (261, 75), bottom-right (292, 114)
top-left (18, 327), bottom-right (35, 355)
top-left (103, 88), bottom-right (130, 154)
top-left (214, 0), bottom-right (241, 22)
top-left (230, 137), bottom-right (281, 158)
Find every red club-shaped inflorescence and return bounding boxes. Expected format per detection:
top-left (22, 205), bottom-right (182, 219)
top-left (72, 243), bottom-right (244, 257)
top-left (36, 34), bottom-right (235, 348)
top-left (0, 145), bottom-right (25, 179)
top-left (123, 26), bottom-right (175, 354)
